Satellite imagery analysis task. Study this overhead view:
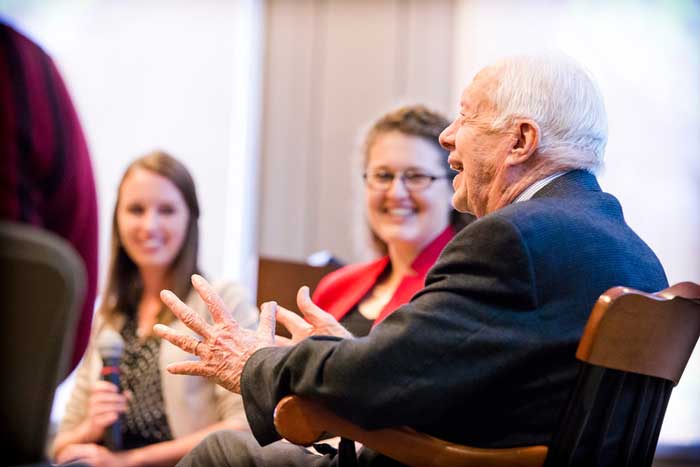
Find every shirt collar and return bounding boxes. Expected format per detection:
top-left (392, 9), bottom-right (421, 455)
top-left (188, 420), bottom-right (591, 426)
top-left (513, 171), bottom-right (568, 204)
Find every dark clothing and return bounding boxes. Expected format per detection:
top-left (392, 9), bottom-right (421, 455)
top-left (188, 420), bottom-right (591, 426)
top-left (339, 305), bottom-right (373, 337)
top-left (176, 429), bottom-right (404, 467)
top-left (238, 171), bottom-right (667, 465)
top-left (0, 22), bottom-right (98, 371)
top-left (119, 318), bottom-right (173, 448)
top-left (177, 430), bottom-right (336, 467)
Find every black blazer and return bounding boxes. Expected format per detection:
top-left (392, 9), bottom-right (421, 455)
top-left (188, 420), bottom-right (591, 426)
top-left (241, 171), bottom-right (668, 457)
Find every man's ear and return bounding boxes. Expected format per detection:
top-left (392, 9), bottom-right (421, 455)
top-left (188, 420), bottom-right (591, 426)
top-left (506, 119), bottom-right (540, 166)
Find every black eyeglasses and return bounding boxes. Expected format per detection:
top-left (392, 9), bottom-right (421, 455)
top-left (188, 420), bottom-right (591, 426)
top-left (363, 169), bottom-right (449, 192)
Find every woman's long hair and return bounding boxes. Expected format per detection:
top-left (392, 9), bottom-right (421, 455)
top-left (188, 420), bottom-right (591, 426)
top-left (99, 150), bottom-right (201, 327)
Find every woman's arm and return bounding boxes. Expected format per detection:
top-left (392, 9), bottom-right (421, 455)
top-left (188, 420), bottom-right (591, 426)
top-left (127, 419), bottom-right (242, 466)
top-left (59, 280), bottom-right (251, 466)
top-left (52, 421), bottom-right (95, 459)
top-left (53, 380), bottom-right (128, 460)
top-left (55, 420), bottom-right (241, 467)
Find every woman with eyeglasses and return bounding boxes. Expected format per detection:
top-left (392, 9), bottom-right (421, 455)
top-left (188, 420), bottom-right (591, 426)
top-left (309, 105), bottom-right (474, 336)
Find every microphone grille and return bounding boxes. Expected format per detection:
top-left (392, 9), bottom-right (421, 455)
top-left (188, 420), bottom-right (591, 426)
top-left (97, 328), bottom-right (125, 360)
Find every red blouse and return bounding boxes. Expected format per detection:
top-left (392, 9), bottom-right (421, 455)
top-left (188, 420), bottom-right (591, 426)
top-left (312, 226), bottom-right (455, 327)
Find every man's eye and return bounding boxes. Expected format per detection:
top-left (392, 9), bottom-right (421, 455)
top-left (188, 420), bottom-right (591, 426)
top-left (126, 205), bottom-right (144, 214)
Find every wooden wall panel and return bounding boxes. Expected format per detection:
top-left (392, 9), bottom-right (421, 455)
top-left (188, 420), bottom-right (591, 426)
top-left (313, 0), bottom-right (402, 262)
top-left (402, 0), bottom-right (455, 112)
top-left (259, 0), bottom-right (455, 263)
top-left (258, 0), bottom-right (318, 258)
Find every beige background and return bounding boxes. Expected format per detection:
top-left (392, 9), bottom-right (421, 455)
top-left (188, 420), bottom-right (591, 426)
top-left (1, 0), bottom-right (697, 447)
top-left (258, 0), bottom-right (455, 263)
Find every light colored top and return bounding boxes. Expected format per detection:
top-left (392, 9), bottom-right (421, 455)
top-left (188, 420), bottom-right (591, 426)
top-left (52, 280), bottom-right (258, 455)
top-left (513, 171), bottom-right (567, 203)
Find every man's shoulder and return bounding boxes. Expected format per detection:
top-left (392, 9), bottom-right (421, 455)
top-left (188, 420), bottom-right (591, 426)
top-left (494, 169), bottom-right (617, 226)
top-left (441, 189), bottom-right (624, 263)
top-left (495, 188), bottom-right (619, 235)
top-left (448, 201), bottom-right (570, 244)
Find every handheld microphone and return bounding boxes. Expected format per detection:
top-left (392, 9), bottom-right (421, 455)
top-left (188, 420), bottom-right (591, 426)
top-left (97, 329), bottom-right (125, 451)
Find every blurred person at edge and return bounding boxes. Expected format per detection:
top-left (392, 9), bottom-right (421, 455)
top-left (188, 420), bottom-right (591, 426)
top-left (52, 151), bottom-right (258, 467)
top-left (277, 105), bottom-right (474, 343)
top-left (0, 21), bottom-right (98, 373)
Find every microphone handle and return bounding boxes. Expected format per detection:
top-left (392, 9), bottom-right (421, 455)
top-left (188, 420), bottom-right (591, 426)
top-left (101, 357), bottom-right (123, 451)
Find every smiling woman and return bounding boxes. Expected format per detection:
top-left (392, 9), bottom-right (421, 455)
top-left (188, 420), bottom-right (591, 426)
top-left (312, 105), bottom-right (474, 336)
top-left (102, 152), bottom-right (203, 331)
top-left (116, 168), bottom-right (190, 277)
top-left (50, 151), bottom-right (259, 467)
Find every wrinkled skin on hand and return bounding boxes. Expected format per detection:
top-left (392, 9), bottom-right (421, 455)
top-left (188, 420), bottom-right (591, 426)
top-left (275, 285), bottom-right (353, 345)
top-left (154, 274), bottom-right (277, 394)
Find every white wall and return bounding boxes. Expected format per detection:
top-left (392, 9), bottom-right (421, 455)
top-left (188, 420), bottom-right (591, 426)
top-left (1, 0), bottom-right (263, 293)
top-left (0, 0), bottom-right (264, 426)
top-left (258, 0), bottom-right (456, 264)
top-left (452, 0), bottom-right (700, 445)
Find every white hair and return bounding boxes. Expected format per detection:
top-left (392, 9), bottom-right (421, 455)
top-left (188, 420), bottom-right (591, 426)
top-left (490, 53), bottom-right (608, 173)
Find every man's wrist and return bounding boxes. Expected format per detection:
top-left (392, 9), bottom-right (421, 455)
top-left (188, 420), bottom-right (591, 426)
top-left (231, 343), bottom-right (269, 393)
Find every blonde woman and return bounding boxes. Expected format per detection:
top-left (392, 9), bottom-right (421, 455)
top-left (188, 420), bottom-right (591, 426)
top-left (53, 152), bottom-right (257, 467)
top-left (310, 105), bottom-right (473, 336)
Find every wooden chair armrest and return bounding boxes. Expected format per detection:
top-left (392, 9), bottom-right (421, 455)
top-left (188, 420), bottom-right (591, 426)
top-left (274, 395), bottom-right (548, 467)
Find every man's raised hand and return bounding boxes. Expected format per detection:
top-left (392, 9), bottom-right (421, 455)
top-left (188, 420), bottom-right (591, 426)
top-left (153, 274), bottom-right (276, 393)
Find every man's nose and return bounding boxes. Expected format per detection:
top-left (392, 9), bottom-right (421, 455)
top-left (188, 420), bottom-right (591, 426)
top-left (439, 121), bottom-right (456, 151)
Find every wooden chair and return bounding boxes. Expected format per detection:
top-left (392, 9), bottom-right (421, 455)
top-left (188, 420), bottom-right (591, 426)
top-left (0, 222), bottom-right (86, 465)
top-left (257, 256), bottom-right (340, 337)
top-left (273, 282), bottom-right (700, 467)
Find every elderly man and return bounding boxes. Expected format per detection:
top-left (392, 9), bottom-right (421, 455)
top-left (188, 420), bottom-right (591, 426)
top-left (155, 53), bottom-right (667, 466)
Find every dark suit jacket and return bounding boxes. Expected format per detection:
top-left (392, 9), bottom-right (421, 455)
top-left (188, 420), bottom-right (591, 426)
top-left (241, 171), bottom-right (668, 458)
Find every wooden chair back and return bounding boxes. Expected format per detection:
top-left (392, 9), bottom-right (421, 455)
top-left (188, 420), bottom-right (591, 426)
top-left (545, 282), bottom-right (700, 467)
top-left (257, 256), bottom-right (339, 337)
